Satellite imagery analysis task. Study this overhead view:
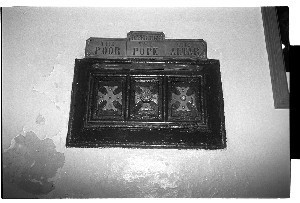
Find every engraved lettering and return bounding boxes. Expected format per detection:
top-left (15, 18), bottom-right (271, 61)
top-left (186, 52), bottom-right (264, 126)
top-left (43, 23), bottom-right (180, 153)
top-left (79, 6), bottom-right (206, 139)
top-left (194, 48), bottom-right (200, 56)
top-left (87, 32), bottom-right (207, 58)
top-left (133, 47), bottom-right (139, 55)
top-left (170, 48), bottom-right (176, 56)
top-left (102, 47), bottom-right (107, 54)
top-left (92, 41), bottom-right (122, 56)
top-left (147, 47), bottom-right (152, 55)
top-left (140, 48), bottom-right (145, 55)
top-left (95, 47), bottom-right (101, 55)
top-left (177, 48), bottom-right (182, 55)
top-left (95, 46), bottom-right (121, 56)
top-left (170, 46), bottom-right (201, 56)
top-left (109, 47), bottom-right (114, 54)
top-left (153, 48), bottom-right (158, 55)
top-left (115, 47), bottom-right (120, 55)
top-left (132, 47), bottom-right (159, 56)
top-left (184, 48), bottom-right (190, 55)
top-left (130, 34), bottom-right (163, 41)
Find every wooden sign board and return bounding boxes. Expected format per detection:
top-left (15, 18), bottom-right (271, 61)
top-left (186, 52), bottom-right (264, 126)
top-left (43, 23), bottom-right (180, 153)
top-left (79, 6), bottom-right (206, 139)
top-left (85, 31), bottom-right (207, 59)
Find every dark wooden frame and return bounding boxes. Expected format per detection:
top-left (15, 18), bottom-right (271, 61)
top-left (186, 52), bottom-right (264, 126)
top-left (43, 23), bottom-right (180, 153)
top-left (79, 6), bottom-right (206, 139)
top-left (66, 58), bottom-right (226, 149)
top-left (261, 7), bottom-right (289, 109)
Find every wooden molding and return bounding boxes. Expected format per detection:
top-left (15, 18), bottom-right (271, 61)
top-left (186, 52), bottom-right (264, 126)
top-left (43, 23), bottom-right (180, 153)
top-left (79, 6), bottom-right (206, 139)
top-left (261, 7), bottom-right (289, 109)
top-left (67, 58), bottom-right (226, 149)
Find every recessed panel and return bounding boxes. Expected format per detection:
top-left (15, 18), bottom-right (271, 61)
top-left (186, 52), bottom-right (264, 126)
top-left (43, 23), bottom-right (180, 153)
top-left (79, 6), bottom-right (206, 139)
top-left (168, 77), bottom-right (202, 121)
top-left (90, 76), bottom-right (126, 121)
top-left (129, 77), bottom-right (163, 121)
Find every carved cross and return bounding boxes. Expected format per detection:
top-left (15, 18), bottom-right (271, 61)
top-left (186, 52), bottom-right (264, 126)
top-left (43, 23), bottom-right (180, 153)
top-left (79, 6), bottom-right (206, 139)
top-left (98, 86), bottom-right (122, 111)
top-left (171, 87), bottom-right (196, 111)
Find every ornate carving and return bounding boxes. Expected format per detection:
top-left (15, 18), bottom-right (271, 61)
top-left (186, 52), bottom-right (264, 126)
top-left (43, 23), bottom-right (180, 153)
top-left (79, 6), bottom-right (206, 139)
top-left (98, 86), bottom-right (122, 111)
top-left (171, 87), bottom-right (196, 112)
top-left (135, 86), bottom-right (158, 112)
top-left (68, 59), bottom-right (226, 149)
top-left (129, 78), bottom-right (161, 120)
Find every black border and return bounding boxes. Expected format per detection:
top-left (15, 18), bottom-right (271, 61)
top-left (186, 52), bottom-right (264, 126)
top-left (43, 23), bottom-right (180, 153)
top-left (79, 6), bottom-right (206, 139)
top-left (66, 58), bottom-right (226, 149)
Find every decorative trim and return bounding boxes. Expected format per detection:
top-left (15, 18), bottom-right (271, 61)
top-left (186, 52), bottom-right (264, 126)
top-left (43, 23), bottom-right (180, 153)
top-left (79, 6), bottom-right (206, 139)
top-left (85, 31), bottom-right (207, 60)
top-left (66, 59), bottom-right (226, 149)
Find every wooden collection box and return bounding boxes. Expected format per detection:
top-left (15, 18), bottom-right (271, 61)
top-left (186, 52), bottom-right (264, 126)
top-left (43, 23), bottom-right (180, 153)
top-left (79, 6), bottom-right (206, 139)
top-left (67, 32), bottom-right (226, 149)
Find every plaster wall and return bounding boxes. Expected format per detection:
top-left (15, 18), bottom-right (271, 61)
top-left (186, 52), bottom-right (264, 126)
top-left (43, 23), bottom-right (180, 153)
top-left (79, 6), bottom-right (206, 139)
top-left (2, 7), bottom-right (290, 198)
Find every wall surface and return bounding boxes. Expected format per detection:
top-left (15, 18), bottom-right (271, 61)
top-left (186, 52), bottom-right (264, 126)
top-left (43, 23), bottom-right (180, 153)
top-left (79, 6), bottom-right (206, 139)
top-left (2, 7), bottom-right (290, 198)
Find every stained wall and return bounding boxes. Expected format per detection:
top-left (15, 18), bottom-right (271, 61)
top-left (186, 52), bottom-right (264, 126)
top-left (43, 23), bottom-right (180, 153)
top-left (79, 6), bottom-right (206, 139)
top-left (2, 7), bottom-right (290, 198)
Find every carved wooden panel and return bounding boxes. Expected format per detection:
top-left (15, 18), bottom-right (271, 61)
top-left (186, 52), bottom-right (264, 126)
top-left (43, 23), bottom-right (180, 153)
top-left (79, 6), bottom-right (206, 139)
top-left (67, 58), bottom-right (226, 149)
top-left (129, 77), bottom-right (163, 121)
top-left (90, 76), bottom-right (126, 120)
top-left (168, 77), bottom-right (202, 122)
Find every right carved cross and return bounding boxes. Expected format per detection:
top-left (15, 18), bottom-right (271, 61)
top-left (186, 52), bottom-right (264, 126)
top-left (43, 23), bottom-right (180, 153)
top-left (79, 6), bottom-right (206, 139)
top-left (171, 87), bottom-right (196, 112)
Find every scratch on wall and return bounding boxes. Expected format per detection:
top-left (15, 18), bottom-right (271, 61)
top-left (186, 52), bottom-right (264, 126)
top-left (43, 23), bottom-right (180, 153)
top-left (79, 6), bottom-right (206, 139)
top-left (3, 131), bottom-right (65, 196)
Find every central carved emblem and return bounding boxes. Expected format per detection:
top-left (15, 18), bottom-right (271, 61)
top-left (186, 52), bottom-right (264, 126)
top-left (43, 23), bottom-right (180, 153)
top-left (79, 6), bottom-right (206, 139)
top-left (171, 87), bottom-right (196, 111)
top-left (135, 86), bottom-right (158, 111)
top-left (98, 86), bottom-right (122, 111)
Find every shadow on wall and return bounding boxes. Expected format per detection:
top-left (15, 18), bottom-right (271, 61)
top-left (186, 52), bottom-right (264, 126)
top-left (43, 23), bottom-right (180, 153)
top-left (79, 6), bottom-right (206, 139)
top-left (2, 131), bottom-right (65, 198)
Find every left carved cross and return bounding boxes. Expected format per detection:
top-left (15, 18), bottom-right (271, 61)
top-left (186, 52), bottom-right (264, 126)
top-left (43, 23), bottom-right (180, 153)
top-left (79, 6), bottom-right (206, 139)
top-left (98, 86), bottom-right (122, 111)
